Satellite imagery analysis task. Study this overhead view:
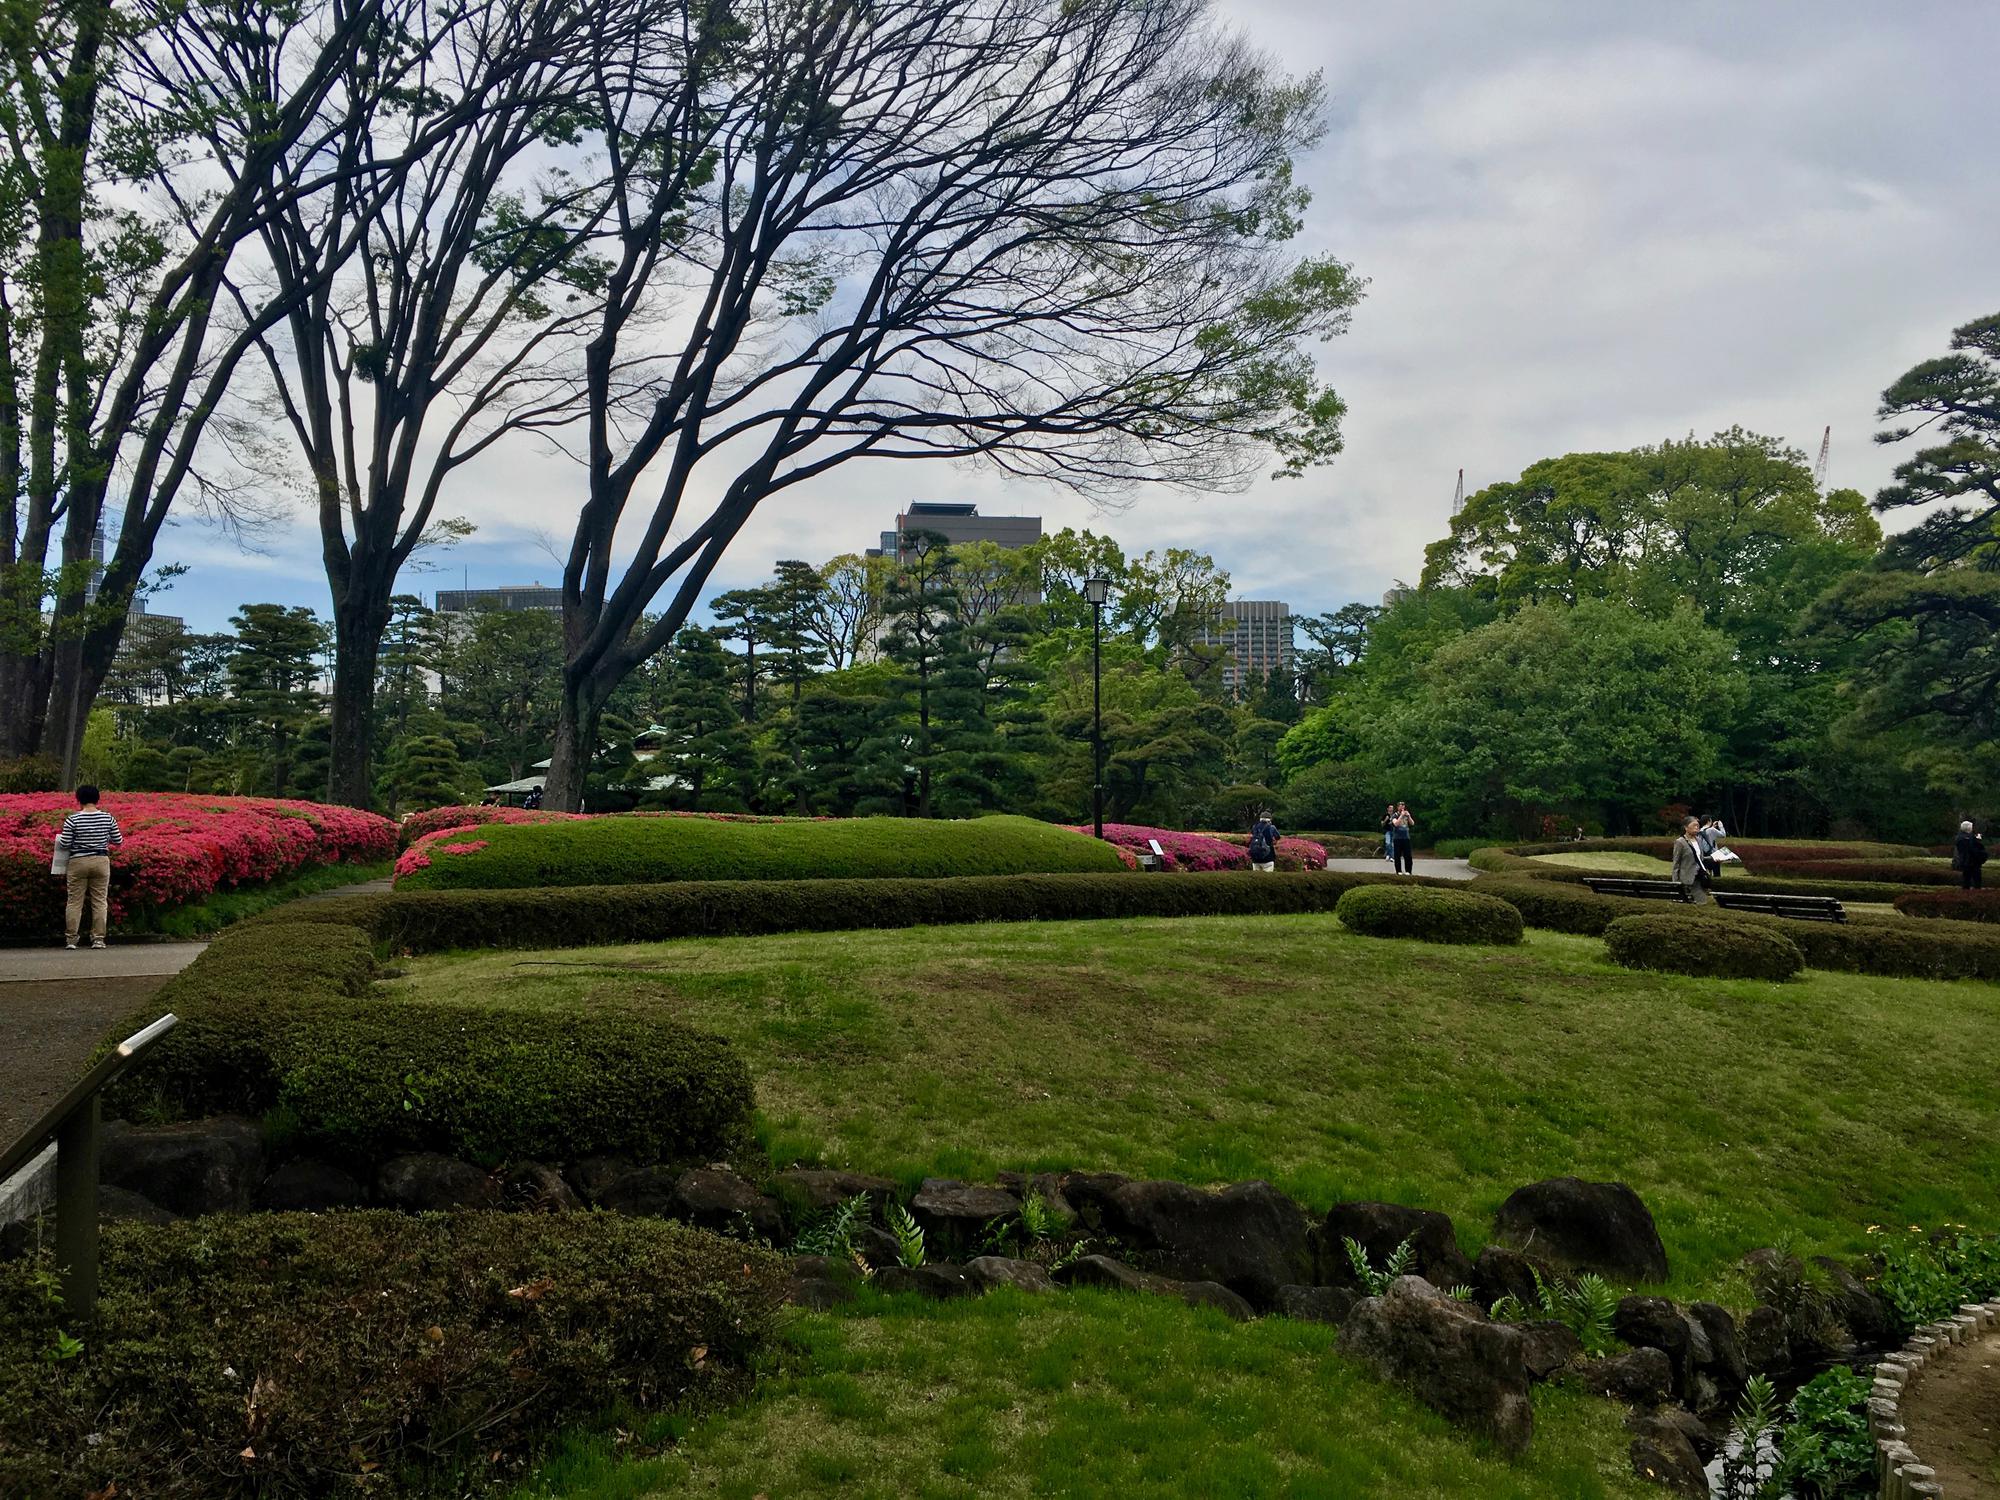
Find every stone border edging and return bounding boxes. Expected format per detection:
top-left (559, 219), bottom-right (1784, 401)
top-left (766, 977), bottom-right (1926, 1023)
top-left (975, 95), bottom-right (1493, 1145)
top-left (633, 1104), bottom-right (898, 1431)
top-left (1868, 1298), bottom-right (2000, 1499)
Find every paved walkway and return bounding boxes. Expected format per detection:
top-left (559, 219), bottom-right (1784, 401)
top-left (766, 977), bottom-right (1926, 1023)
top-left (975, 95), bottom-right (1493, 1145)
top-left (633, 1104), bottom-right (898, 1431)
top-left (1324, 857), bottom-right (1477, 880)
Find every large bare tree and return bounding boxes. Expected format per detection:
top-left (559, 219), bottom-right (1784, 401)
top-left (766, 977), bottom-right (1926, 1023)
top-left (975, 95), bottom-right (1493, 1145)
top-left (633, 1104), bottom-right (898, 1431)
top-left (538, 0), bottom-right (1360, 808)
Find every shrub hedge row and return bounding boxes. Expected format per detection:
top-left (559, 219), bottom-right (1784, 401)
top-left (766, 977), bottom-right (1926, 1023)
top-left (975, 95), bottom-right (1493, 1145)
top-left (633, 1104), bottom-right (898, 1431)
top-left (1335, 883), bottom-right (1525, 945)
top-left (1465, 845), bottom-right (1926, 904)
top-left (0, 1213), bottom-right (787, 1499)
top-left (394, 812), bottom-right (1127, 890)
top-left (109, 912), bottom-right (753, 1166)
top-left (1896, 889), bottom-right (2000, 924)
top-left (1604, 913), bottom-right (1805, 981)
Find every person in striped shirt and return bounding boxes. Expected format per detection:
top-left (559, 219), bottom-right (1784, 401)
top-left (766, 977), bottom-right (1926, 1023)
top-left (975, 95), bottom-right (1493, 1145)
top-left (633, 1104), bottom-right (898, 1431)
top-left (57, 785), bottom-right (123, 949)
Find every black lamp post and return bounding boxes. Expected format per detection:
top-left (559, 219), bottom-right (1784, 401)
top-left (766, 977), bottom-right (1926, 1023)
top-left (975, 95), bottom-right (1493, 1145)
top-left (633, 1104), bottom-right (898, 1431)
top-left (1084, 576), bottom-right (1110, 839)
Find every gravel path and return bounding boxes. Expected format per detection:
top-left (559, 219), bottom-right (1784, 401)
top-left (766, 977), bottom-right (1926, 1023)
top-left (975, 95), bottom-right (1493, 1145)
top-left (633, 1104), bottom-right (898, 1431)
top-left (0, 974), bottom-right (182, 1146)
top-left (1901, 1328), bottom-right (2000, 1496)
top-left (1321, 857), bottom-right (1477, 880)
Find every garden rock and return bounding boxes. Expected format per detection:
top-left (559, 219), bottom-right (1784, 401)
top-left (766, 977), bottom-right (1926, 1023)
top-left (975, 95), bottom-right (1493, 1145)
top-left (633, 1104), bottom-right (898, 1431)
top-left (1613, 1297), bottom-right (1693, 1397)
top-left (377, 1153), bottom-right (499, 1211)
top-left (1630, 1406), bottom-right (1718, 1463)
top-left (674, 1168), bottom-right (784, 1242)
top-left (1575, 1347), bottom-right (1673, 1408)
top-left (1337, 1276), bottom-right (1534, 1455)
top-left (1474, 1244), bottom-right (1553, 1309)
top-left (595, 1165), bottom-right (681, 1217)
top-left (1738, 1305), bottom-right (1789, 1374)
top-left (502, 1162), bottom-right (581, 1213)
top-left (1275, 1284), bottom-right (1360, 1326)
top-left (255, 1158), bottom-right (364, 1212)
top-left (1516, 1320), bottom-right (1584, 1381)
top-left (98, 1184), bottom-right (175, 1223)
top-left (1811, 1256), bottom-right (1895, 1348)
top-left (996, 1171), bottom-right (1076, 1221)
top-left (1053, 1254), bottom-right (1254, 1321)
top-left (1323, 1201), bottom-right (1475, 1293)
top-left (100, 1116), bottom-right (263, 1217)
top-left (967, 1256), bottom-right (1057, 1294)
top-left (875, 1263), bottom-right (979, 1300)
top-left (1054, 1171), bottom-right (1132, 1228)
top-left (1492, 1178), bottom-right (1669, 1285)
top-left (1628, 1430), bottom-right (1708, 1497)
top-left (566, 1155), bottom-right (635, 1206)
top-left (1098, 1178), bottom-right (1312, 1309)
top-left (1685, 1302), bottom-right (1747, 1399)
top-left (772, 1168), bottom-right (898, 1219)
top-left (786, 1254), bottom-right (861, 1310)
top-left (855, 1225), bottom-right (903, 1267)
top-left (911, 1179), bottom-right (1021, 1247)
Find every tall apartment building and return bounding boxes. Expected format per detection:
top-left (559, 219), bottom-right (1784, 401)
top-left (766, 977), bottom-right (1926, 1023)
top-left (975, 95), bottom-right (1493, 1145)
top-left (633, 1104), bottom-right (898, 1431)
top-left (1197, 600), bottom-right (1296, 695)
top-left (867, 501), bottom-right (1043, 566)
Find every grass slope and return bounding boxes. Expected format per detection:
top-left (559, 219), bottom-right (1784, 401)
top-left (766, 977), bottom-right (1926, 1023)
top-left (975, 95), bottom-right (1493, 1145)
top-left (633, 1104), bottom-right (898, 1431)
top-left (396, 814), bottom-right (1126, 890)
top-left (1529, 851), bottom-right (1672, 875)
top-left (517, 1290), bottom-right (1655, 1500)
top-left (392, 913), bottom-right (2000, 1296)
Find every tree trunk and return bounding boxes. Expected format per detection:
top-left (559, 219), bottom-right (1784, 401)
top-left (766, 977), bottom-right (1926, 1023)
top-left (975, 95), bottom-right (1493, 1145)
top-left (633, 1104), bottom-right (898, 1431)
top-left (328, 588), bottom-right (391, 809)
top-left (545, 673), bottom-right (606, 813)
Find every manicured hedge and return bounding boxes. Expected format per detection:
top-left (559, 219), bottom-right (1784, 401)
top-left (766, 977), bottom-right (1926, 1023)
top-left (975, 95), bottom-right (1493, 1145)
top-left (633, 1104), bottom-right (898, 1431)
top-left (1730, 911), bottom-right (2000, 983)
top-left (109, 914), bottom-right (752, 1165)
top-left (1467, 845), bottom-right (1924, 904)
top-left (1748, 858), bottom-right (1961, 886)
top-left (1604, 913), bottom-right (1804, 981)
top-left (1334, 883), bottom-right (1525, 945)
top-left (395, 812), bottom-right (1128, 889)
top-left (0, 1212), bottom-right (786, 1499)
top-left (1896, 889), bottom-right (2000, 925)
top-left (1468, 877), bottom-right (1630, 935)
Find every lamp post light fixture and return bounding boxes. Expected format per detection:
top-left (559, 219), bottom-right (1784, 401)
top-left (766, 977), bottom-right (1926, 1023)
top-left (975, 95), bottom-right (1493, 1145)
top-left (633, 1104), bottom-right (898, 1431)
top-left (1083, 576), bottom-right (1111, 839)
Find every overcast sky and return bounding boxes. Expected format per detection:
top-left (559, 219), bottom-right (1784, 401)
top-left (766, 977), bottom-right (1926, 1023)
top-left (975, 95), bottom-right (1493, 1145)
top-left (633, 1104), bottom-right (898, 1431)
top-left (153, 0), bottom-right (1999, 633)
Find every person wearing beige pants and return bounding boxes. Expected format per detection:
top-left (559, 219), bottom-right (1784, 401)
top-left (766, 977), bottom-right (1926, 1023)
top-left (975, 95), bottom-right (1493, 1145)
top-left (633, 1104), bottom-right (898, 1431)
top-left (65, 855), bottom-right (113, 946)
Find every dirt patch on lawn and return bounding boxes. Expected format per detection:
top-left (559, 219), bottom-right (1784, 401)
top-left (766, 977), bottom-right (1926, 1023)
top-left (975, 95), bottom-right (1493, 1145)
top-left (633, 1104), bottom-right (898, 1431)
top-left (0, 976), bottom-right (170, 1146)
top-left (1901, 1329), bottom-right (2000, 1497)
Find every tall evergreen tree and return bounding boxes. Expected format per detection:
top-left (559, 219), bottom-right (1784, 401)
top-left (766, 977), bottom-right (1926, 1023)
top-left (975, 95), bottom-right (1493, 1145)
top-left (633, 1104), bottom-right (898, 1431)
top-left (657, 629), bottom-right (751, 808)
top-left (226, 605), bottom-right (327, 797)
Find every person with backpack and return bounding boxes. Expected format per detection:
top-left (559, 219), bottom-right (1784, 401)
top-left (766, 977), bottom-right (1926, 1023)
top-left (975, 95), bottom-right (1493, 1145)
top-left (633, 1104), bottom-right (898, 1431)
top-left (1955, 821), bottom-right (1987, 890)
top-left (55, 784), bottom-right (124, 949)
top-left (1249, 811), bottom-right (1281, 873)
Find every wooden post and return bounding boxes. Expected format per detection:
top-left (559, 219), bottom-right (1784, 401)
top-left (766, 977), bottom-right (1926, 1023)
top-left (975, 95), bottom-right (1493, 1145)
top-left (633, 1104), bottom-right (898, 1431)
top-left (54, 1096), bottom-right (101, 1320)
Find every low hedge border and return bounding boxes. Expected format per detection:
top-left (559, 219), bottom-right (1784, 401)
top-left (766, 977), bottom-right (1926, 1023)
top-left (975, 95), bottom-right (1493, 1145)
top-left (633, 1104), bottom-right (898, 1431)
top-left (1334, 883), bottom-right (1524, 945)
top-left (1896, 889), bottom-right (2000, 925)
top-left (108, 912), bottom-right (753, 1166)
top-left (1466, 846), bottom-right (1929, 905)
top-left (0, 1212), bottom-right (786, 1499)
top-left (1604, 913), bottom-right (1804, 981)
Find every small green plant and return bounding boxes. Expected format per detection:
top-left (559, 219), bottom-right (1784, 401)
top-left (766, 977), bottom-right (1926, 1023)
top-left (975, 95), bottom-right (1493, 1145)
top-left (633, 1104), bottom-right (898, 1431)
top-left (1489, 1267), bottom-right (1618, 1355)
top-left (886, 1203), bottom-right (926, 1268)
top-left (1769, 1365), bottom-right (1874, 1500)
top-left (795, 1193), bottom-right (870, 1258)
top-left (1343, 1235), bottom-right (1415, 1296)
top-left (1019, 1191), bottom-right (1070, 1242)
top-left (1875, 1225), bottom-right (2000, 1333)
top-left (1715, 1374), bottom-right (1780, 1500)
top-left (42, 1328), bottom-right (84, 1364)
top-left (1445, 1284), bottom-right (1475, 1302)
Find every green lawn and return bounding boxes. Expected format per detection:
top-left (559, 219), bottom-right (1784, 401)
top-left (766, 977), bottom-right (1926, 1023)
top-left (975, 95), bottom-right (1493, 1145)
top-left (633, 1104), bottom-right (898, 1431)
top-left (391, 914), bottom-right (2000, 1294)
top-left (1529, 851), bottom-right (1672, 875)
top-left (515, 1290), bottom-right (1656, 1500)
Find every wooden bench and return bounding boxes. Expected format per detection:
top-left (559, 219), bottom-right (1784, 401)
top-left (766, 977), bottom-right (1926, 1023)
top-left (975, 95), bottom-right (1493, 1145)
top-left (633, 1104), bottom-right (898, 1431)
top-left (1581, 878), bottom-right (1846, 923)
top-left (1712, 891), bottom-right (1846, 923)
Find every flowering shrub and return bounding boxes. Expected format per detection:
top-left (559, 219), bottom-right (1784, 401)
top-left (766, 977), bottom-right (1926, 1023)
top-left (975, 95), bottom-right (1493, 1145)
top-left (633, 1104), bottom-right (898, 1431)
top-left (1070, 824), bottom-right (1248, 872)
top-left (1209, 832), bottom-right (1330, 871)
top-left (0, 793), bottom-right (396, 935)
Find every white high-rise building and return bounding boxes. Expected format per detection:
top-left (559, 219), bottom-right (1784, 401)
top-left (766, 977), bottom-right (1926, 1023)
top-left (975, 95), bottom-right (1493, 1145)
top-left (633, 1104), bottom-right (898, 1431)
top-left (1197, 600), bottom-right (1295, 695)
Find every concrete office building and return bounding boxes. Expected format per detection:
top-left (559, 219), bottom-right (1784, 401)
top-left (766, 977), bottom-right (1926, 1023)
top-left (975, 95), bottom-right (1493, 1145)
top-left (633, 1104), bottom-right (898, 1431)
top-left (867, 501), bottom-right (1043, 564)
top-left (1198, 600), bottom-right (1296, 695)
top-left (434, 584), bottom-right (565, 616)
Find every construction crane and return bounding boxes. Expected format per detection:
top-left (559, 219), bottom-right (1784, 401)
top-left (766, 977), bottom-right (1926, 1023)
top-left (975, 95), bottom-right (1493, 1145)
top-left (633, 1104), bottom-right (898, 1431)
top-left (1813, 426), bottom-right (1830, 491)
top-left (1451, 467), bottom-right (1465, 517)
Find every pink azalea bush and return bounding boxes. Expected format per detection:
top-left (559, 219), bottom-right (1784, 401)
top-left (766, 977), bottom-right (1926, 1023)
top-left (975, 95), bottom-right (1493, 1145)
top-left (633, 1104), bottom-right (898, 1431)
top-left (0, 793), bottom-right (396, 934)
top-left (1069, 823), bottom-right (1328, 872)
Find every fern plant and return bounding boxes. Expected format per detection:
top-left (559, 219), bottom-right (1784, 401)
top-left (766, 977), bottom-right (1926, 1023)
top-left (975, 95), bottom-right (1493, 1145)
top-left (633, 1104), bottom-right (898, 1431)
top-left (1489, 1267), bottom-right (1618, 1355)
top-left (1343, 1235), bottom-right (1416, 1296)
top-left (887, 1203), bottom-right (927, 1268)
top-left (1019, 1191), bottom-right (1071, 1243)
top-left (796, 1193), bottom-right (870, 1258)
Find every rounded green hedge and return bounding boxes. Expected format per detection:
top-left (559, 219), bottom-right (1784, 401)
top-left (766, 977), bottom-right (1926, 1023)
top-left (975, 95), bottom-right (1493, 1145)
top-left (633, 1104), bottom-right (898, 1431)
top-left (0, 1212), bottom-right (787, 1499)
top-left (1334, 883), bottom-right (1524, 945)
top-left (1896, 889), bottom-right (2000, 925)
top-left (396, 813), bottom-right (1129, 891)
top-left (1603, 913), bottom-right (1804, 981)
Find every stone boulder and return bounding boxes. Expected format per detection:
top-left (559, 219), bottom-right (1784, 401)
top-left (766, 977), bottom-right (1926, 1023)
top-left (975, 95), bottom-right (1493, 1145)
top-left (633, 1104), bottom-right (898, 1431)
top-left (786, 1255), bottom-right (860, 1310)
top-left (98, 1184), bottom-right (175, 1223)
top-left (1096, 1179), bottom-right (1311, 1309)
top-left (1516, 1320), bottom-right (1584, 1381)
top-left (853, 1225), bottom-right (903, 1268)
top-left (595, 1165), bottom-right (681, 1217)
top-left (1628, 1429), bottom-right (1708, 1497)
top-left (1738, 1305), bottom-right (1789, 1375)
top-left (1574, 1347), bottom-right (1673, 1408)
top-left (772, 1168), bottom-right (898, 1220)
top-left (967, 1256), bottom-right (1057, 1294)
top-left (1337, 1277), bottom-right (1534, 1455)
top-left (875, 1263), bottom-right (979, 1300)
top-left (1053, 1171), bottom-right (1132, 1229)
top-left (1613, 1297), bottom-right (1693, 1398)
top-left (1474, 1244), bottom-right (1555, 1309)
top-left (1324, 1201), bottom-right (1475, 1294)
top-left (1053, 1254), bottom-right (1254, 1321)
top-left (502, 1162), bottom-right (581, 1213)
top-left (566, 1155), bottom-right (636, 1206)
top-left (1812, 1256), bottom-right (1895, 1348)
top-left (1630, 1406), bottom-right (1718, 1464)
top-left (674, 1168), bottom-right (784, 1242)
top-left (100, 1116), bottom-right (264, 1216)
top-left (911, 1179), bottom-right (1020, 1249)
top-left (1491, 1178), bottom-right (1668, 1285)
top-left (1274, 1284), bottom-right (1360, 1326)
top-left (376, 1153), bottom-right (499, 1211)
top-left (996, 1171), bottom-right (1076, 1221)
top-left (1685, 1302), bottom-right (1747, 1411)
top-left (255, 1158), bottom-right (364, 1212)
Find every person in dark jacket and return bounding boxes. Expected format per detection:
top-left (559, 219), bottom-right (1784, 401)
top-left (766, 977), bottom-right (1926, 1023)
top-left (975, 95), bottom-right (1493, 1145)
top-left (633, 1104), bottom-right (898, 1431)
top-left (1389, 803), bottom-right (1416, 875)
top-left (1249, 812), bottom-right (1281, 873)
top-left (1955, 821), bottom-right (1987, 890)
top-left (1671, 816), bottom-right (1713, 905)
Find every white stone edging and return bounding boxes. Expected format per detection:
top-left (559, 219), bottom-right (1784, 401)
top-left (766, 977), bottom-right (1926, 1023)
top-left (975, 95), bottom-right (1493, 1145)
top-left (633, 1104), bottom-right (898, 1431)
top-left (1869, 1299), bottom-right (2000, 1498)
